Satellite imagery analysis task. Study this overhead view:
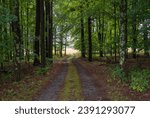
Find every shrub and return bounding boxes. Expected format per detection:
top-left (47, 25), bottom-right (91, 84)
top-left (36, 67), bottom-right (49, 75)
top-left (130, 69), bottom-right (150, 92)
top-left (111, 65), bottom-right (150, 92)
top-left (142, 69), bottom-right (150, 79)
top-left (111, 65), bottom-right (127, 82)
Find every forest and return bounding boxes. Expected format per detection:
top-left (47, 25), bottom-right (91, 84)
top-left (0, 0), bottom-right (150, 100)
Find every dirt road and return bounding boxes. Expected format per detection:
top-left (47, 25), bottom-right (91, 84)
top-left (34, 59), bottom-right (105, 101)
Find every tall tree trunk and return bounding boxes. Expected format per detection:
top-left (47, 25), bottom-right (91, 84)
top-left (9, 0), bottom-right (13, 61)
top-left (54, 27), bottom-right (57, 55)
top-left (60, 26), bottom-right (63, 57)
top-left (88, 17), bottom-right (92, 62)
top-left (125, 0), bottom-right (128, 58)
top-left (101, 0), bottom-right (105, 57)
top-left (96, 13), bottom-right (102, 58)
top-left (40, 0), bottom-right (46, 67)
top-left (119, 0), bottom-right (127, 67)
top-left (81, 13), bottom-right (85, 58)
top-left (132, 0), bottom-right (137, 59)
top-left (1, 0), bottom-right (4, 70)
top-left (114, 1), bottom-right (117, 62)
top-left (143, 20), bottom-right (149, 57)
top-left (12, 0), bottom-right (21, 80)
top-left (33, 0), bottom-right (40, 66)
top-left (110, 29), bottom-right (113, 57)
top-left (20, 1), bottom-right (24, 60)
top-left (45, 0), bottom-right (53, 60)
top-left (60, 35), bottom-right (63, 57)
top-left (64, 37), bottom-right (67, 56)
top-left (49, 0), bottom-right (53, 62)
top-left (26, 1), bottom-right (30, 62)
top-left (45, 0), bottom-right (50, 58)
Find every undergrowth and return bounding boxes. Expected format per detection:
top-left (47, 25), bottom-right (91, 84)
top-left (129, 68), bottom-right (150, 92)
top-left (36, 67), bottom-right (50, 75)
top-left (35, 59), bottom-right (53, 75)
top-left (111, 65), bottom-right (150, 92)
top-left (111, 65), bottom-right (128, 82)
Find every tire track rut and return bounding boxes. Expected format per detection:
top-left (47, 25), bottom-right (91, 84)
top-left (35, 61), bottom-right (68, 101)
top-left (73, 60), bottom-right (99, 101)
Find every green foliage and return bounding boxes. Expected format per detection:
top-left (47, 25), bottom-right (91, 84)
top-left (142, 69), bottom-right (150, 79)
top-left (74, 39), bottom-right (81, 51)
top-left (0, 5), bottom-right (16, 64)
top-left (36, 67), bottom-right (49, 75)
top-left (112, 65), bottom-right (150, 92)
top-left (111, 65), bottom-right (127, 82)
top-left (130, 70), bottom-right (149, 92)
top-left (0, 5), bottom-right (16, 25)
top-left (129, 68), bottom-right (150, 92)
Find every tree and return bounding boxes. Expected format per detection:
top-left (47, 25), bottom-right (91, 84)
top-left (33, 0), bottom-right (40, 66)
top-left (59, 26), bottom-right (63, 57)
top-left (143, 20), bottom-right (149, 57)
top-left (11, 0), bottom-right (22, 80)
top-left (49, 0), bottom-right (53, 61)
top-left (113, 0), bottom-right (117, 62)
top-left (132, 0), bottom-right (137, 58)
top-left (45, 0), bottom-right (53, 61)
top-left (88, 16), bottom-right (92, 62)
top-left (119, 0), bottom-right (127, 67)
top-left (40, 0), bottom-right (46, 67)
top-left (80, 11), bottom-right (86, 58)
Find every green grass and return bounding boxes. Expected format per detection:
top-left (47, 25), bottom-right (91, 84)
top-left (59, 62), bottom-right (84, 101)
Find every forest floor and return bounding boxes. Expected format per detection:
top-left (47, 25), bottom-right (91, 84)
top-left (0, 56), bottom-right (150, 101)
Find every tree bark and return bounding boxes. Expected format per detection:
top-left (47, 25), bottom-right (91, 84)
top-left (132, 0), bottom-right (137, 59)
top-left (125, 0), bottom-right (128, 58)
top-left (60, 26), bottom-right (63, 57)
top-left (40, 0), bottom-right (46, 67)
top-left (33, 0), bottom-right (40, 66)
top-left (119, 0), bottom-right (127, 67)
top-left (81, 13), bottom-right (85, 58)
top-left (88, 17), bottom-right (92, 62)
top-left (96, 14), bottom-right (102, 57)
top-left (144, 21), bottom-right (149, 57)
top-left (54, 28), bottom-right (57, 55)
top-left (12, 0), bottom-right (21, 80)
top-left (114, 1), bottom-right (117, 62)
top-left (49, 0), bottom-right (53, 62)
top-left (26, 1), bottom-right (30, 62)
top-left (45, 0), bottom-right (50, 58)
top-left (101, 0), bottom-right (105, 57)
top-left (60, 35), bottom-right (63, 57)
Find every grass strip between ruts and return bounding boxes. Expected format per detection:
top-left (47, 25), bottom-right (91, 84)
top-left (59, 62), bottom-right (84, 101)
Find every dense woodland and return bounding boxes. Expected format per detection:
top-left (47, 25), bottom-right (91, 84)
top-left (0, 0), bottom-right (150, 100)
